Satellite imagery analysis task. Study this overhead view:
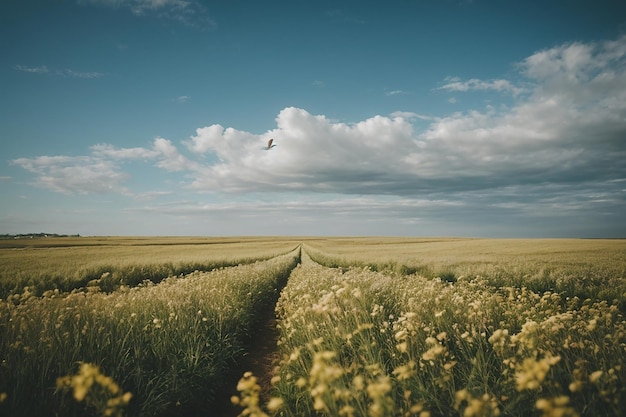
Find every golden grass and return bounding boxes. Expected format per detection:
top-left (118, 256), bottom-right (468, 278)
top-left (239, 247), bottom-right (626, 417)
top-left (305, 237), bottom-right (626, 273)
top-left (0, 236), bottom-right (301, 296)
top-left (0, 248), bottom-right (301, 416)
top-left (3, 236), bottom-right (625, 417)
top-left (305, 238), bottom-right (626, 310)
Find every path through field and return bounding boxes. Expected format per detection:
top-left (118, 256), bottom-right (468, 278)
top-left (158, 299), bottom-right (280, 417)
top-left (213, 300), bottom-right (281, 417)
top-left (158, 250), bottom-right (298, 417)
top-left (211, 250), bottom-right (301, 417)
top-left (241, 307), bottom-right (281, 402)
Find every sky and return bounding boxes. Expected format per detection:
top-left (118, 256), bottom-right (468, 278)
top-left (1, 0), bottom-right (626, 237)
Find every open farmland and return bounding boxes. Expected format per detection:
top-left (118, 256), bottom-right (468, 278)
top-left (0, 236), bottom-right (301, 297)
top-left (0, 238), bottom-right (301, 416)
top-left (1, 237), bottom-right (625, 417)
top-left (305, 238), bottom-right (626, 311)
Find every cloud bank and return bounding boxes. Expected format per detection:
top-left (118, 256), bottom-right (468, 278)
top-left (179, 36), bottom-right (625, 197)
top-left (11, 35), bottom-right (626, 229)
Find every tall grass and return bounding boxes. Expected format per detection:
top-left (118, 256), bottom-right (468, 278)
top-left (246, 250), bottom-right (626, 417)
top-left (305, 239), bottom-right (626, 311)
top-left (0, 247), bottom-right (300, 416)
top-left (0, 237), bottom-right (300, 297)
top-left (4, 237), bottom-right (625, 417)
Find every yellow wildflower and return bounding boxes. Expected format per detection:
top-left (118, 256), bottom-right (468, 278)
top-left (535, 396), bottom-right (579, 417)
top-left (515, 355), bottom-right (561, 391)
top-left (266, 397), bottom-right (284, 412)
top-left (589, 370), bottom-right (603, 383)
top-left (393, 361), bottom-right (416, 381)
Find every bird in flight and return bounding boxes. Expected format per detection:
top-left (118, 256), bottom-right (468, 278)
top-left (265, 138), bottom-right (277, 150)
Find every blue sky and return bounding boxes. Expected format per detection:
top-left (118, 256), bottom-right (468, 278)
top-left (1, 0), bottom-right (625, 237)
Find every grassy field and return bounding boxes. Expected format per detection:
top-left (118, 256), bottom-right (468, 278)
top-left (0, 236), bottom-right (301, 297)
top-left (1, 237), bottom-right (625, 417)
top-left (1, 242), bottom-right (300, 416)
top-left (263, 248), bottom-right (625, 417)
top-left (305, 238), bottom-right (626, 311)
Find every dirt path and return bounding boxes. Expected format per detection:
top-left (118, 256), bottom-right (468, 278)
top-left (212, 302), bottom-right (281, 417)
top-left (211, 251), bottom-right (300, 416)
top-left (159, 302), bottom-right (281, 417)
top-left (164, 252), bottom-right (300, 417)
top-left (240, 308), bottom-right (281, 400)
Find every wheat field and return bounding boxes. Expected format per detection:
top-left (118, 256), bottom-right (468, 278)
top-left (1, 237), bottom-right (624, 417)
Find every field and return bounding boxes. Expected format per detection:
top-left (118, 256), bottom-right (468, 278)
top-left (0, 236), bottom-right (301, 297)
top-left (1, 237), bottom-right (625, 417)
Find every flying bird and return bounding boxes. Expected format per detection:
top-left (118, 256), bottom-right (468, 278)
top-left (265, 138), bottom-right (277, 150)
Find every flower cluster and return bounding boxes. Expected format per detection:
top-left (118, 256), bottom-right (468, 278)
top-left (56, 362), bottom-right (132, 417)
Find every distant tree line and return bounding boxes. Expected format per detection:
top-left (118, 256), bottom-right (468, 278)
top-left (0, 233), bottom-right (80, 239)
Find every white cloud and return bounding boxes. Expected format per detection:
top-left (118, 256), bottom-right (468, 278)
top-left (130, 0), bottom-right (191, 14)
top-left (185, 108), bottom-right (421, 193)
top-left (91, 143), bottom-right (160, 159)
top-left (11, 138), bottom-right (195, 195)
top-left (79, 0), bottom-right (190, 12)
top-left (153, 137), bottom-right (194, 172)
top-left (179, 36), bottom-right (625, 196)
top-left (390, 111), bottom-right (436, 121)
top-left (520, 41), bottom-right (595, 82)
top-left (131, 193), bottom-right (466, 235)
top-left (14, 65), bottom-right (104, 78)
top-left (135, 190), bottom-right (173, 200)
top-left (436, 76), bottom-right (526, 96)
top-left (14, 65), bottom-right (49, 74)
top-left (11, 155), bottom-right (132, 195)
top-left (138, 195), bottom-right (462, 216)
top-left (518, 36), bottom-right (626, 111)
top-left (176, 95), bottom-right (191, 103)
top-left (385, 89), bottom-right (408, 96)
top-left (58, 69), bottom-right (105, 79)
